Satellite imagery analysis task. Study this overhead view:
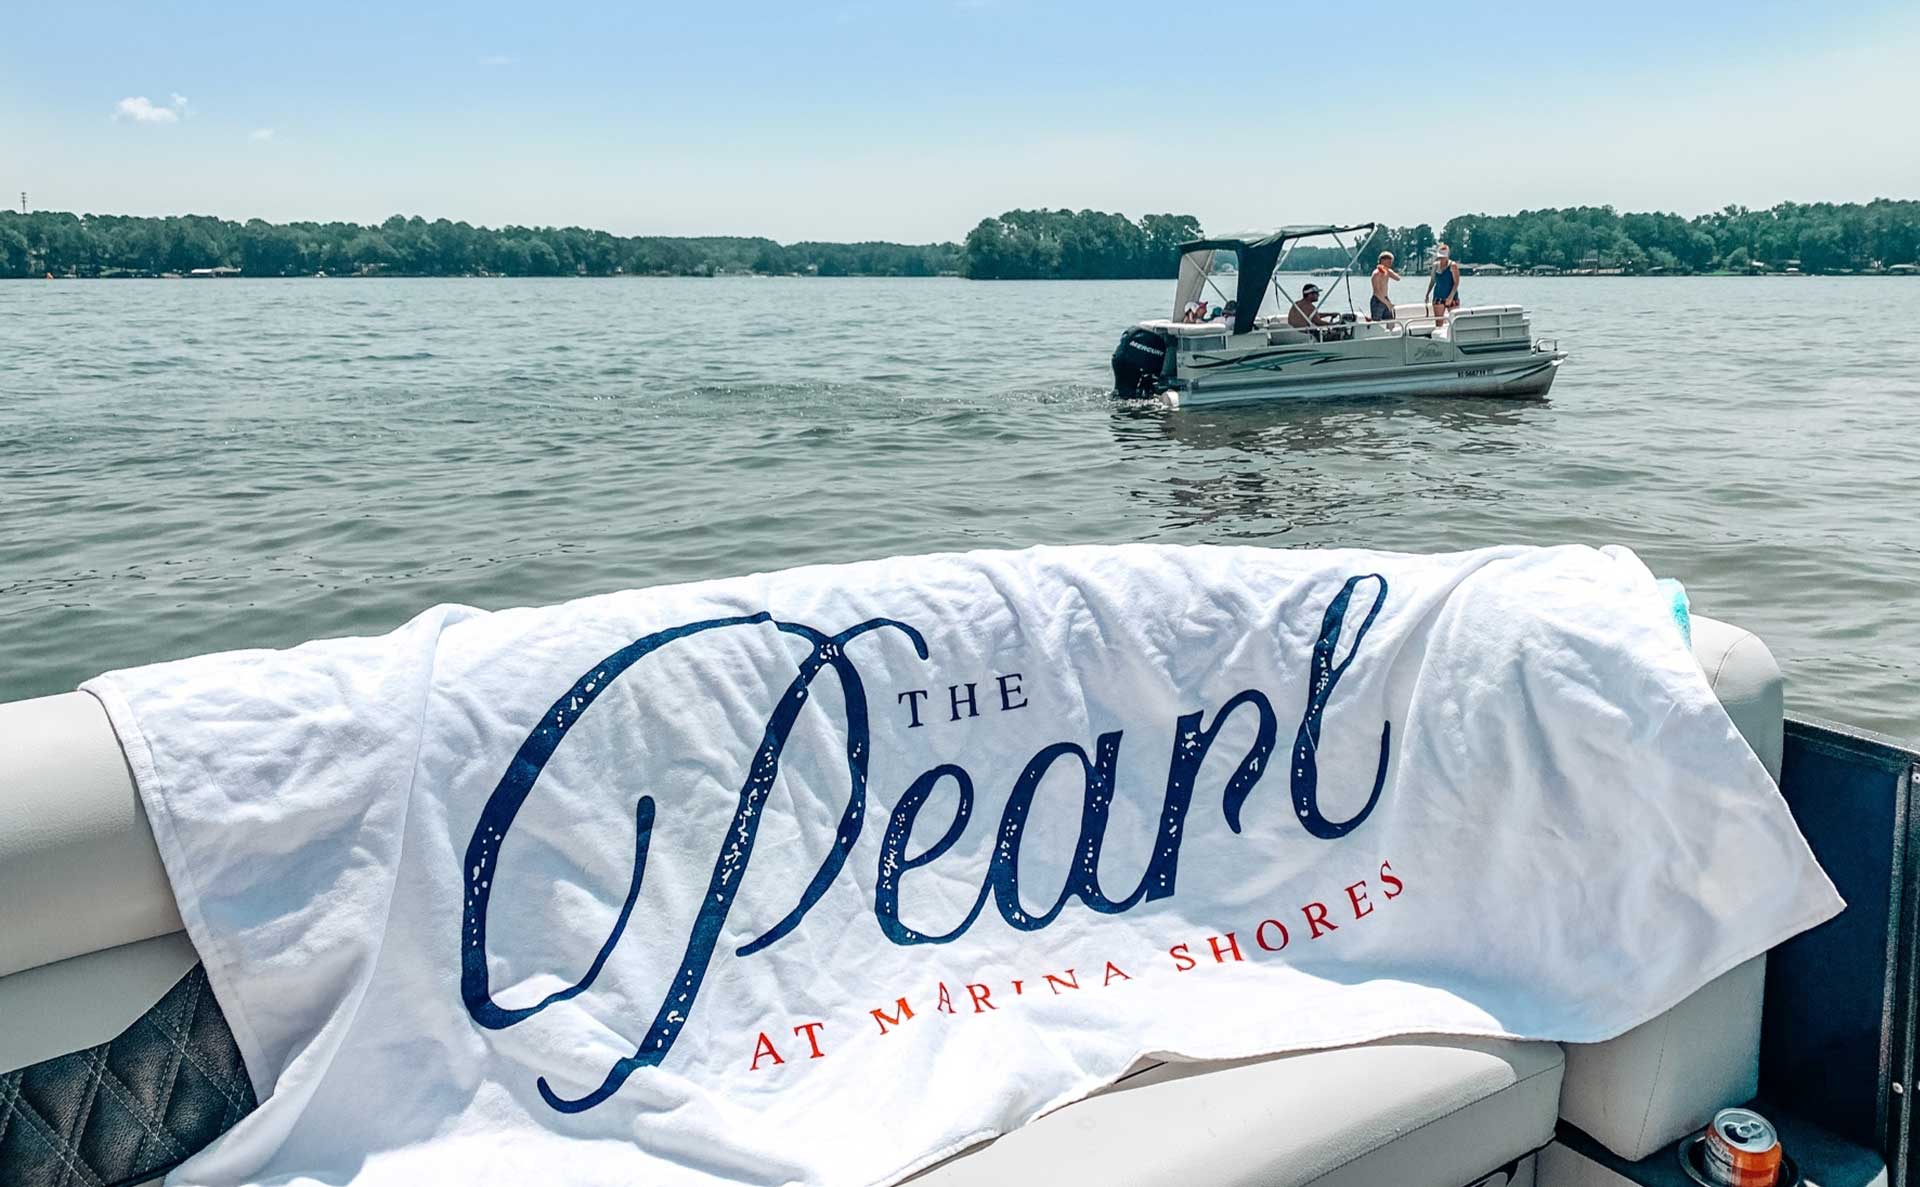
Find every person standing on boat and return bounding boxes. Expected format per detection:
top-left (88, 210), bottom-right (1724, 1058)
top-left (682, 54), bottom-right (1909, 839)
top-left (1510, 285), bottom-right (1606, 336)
top-left (1427, 244), bottom-right (1462, 323)
top-left (1370, 251), bottom-right (1401, 322)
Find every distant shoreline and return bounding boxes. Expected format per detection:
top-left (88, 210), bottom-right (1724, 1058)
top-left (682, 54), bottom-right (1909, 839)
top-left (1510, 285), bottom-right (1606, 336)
top-left (0, 211), bottom-right (961, 281)
top-left (5, 270), bottom-right (966, 281)
top-left (960, 204), bottom-right (1920, 280)
top-left (7, 200), bottom-right (1918, 280)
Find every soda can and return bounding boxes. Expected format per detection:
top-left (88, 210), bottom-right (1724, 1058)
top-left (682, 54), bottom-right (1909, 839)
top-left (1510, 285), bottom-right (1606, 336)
top-left (1702, 1107), bottom-right (1782, 1187)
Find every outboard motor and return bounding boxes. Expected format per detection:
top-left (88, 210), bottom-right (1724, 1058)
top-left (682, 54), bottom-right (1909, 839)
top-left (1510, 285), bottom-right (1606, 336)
top-left (1111, 327), bottom-right (1171, 398)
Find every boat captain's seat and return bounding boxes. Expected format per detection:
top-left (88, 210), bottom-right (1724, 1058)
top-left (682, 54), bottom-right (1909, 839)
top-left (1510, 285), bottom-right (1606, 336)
top-left (0, 618), bottom-right (1789, 1187)
top-left (1250, 315), bottom-right (1315, 345)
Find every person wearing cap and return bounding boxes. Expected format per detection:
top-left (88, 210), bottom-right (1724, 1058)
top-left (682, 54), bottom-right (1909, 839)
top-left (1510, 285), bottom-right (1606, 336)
top-left (1426, 243), bottom-right (1462, 323)
top-left (1370, 251), bottom-right (1401, 322)
top-left (1287, 283), bottom-right (1337, 331)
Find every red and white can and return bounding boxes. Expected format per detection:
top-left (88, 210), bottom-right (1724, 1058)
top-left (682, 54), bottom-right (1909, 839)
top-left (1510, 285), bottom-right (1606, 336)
top-left (1702, 1107), bottom-right (1783, 1187)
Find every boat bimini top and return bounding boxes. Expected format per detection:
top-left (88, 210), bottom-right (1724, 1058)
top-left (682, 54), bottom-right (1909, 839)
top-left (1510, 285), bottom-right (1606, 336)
top-left (1174, 222), bottom-right (1377, 335)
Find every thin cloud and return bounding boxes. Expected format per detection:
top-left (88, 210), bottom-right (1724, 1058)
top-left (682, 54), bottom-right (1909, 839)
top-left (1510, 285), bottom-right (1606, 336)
top-left (478, 53), bottom-right (512, 66)
top-left (115, 95), bottom-right (188, 124)
top-left (249, 128), bottom-right (275, 142)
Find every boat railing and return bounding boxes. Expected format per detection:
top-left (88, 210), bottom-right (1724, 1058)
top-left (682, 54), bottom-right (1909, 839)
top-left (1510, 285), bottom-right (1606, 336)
top-left (1253, 311), bottom-right (1439, 337)
top-left (1150, 304), bottom-right (1519, 345)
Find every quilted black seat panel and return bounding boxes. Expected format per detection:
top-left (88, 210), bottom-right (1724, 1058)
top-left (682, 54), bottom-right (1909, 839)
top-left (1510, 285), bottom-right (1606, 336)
top-left (1, 964), bottom-right (255, 1187)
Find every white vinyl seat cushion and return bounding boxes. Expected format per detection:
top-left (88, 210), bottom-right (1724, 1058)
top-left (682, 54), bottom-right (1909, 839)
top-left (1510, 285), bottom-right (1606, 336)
top-left (1557, 956), bottom-right (1764, 1162)
top-left (1688, 617), bottom-right (1785, 782)
top-left (0, 691), bottom-right (182, 980)
top-left (0, 932), bottom-right (202, 1073)
top-left (1158, 320), bottom-right (1233, 337)
top-left (910, 1036), bottom-right (1564, 1187)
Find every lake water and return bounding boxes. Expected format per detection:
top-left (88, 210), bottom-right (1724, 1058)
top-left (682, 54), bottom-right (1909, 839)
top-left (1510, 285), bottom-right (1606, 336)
top-left (1, 274), bottom-right (1914, 739)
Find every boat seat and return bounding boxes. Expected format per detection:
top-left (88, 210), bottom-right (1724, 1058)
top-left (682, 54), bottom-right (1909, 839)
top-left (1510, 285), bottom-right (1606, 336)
top-left (910, 1037), bottom-right (1563, 1187)
top-left (1161, 321), bottom-right (1232, 338)
top-left (0, 616), bottom-right (1788, 1187)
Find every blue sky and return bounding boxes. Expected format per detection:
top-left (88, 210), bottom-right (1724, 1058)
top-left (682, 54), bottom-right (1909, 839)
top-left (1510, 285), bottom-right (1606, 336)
top-left (3, 1), bottom-right (1917, 242)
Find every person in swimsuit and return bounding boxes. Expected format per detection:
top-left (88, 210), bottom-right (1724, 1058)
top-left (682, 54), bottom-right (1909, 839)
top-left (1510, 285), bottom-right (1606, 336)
top-left (1427, 243), bottom-right (1462, 324)
top-left (1370, 251), bottom-right (1401, 322)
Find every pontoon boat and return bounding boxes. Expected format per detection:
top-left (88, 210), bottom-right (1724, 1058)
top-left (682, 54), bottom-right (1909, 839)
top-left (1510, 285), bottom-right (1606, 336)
top-left (1112, 223), bottom-right (1567, 409)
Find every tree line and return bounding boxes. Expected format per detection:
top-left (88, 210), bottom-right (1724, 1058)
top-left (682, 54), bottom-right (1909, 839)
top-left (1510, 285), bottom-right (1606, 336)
top-left (0, 211), bottom-right (961, 279)
top-left (1312, 201), bottom-right (1920, 275)
top-left (1435, 201), bottom-right (1920, 273)
top-left (6, 199), bottom-right (1918, 280)
top-left (959, 201), bottom-right (1920, 278)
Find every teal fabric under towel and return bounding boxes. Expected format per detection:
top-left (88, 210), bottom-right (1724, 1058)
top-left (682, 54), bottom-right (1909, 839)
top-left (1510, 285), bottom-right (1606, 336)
top-left (1658, 577), bottom-right (1692, 647)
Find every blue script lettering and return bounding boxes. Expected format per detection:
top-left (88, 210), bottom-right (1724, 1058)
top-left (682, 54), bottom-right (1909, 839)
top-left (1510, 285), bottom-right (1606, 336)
top-left (1289, 574), bottom-right (1392, 839)
top-left (459, 613), bottom-right (926, 1113)
top-left (460, 572), bottom-right (1390, 1111)
top-left (875, 764), bottom-right (980, 943)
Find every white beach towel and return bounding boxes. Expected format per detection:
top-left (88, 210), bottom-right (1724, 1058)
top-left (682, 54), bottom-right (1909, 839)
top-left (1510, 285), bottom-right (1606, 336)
top-left (84, 543), bottom-right (1842, 1187)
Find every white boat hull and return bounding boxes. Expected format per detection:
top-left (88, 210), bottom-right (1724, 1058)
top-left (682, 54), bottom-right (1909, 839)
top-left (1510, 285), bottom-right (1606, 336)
top-left (1168, 342), bottom-right (1564, 409)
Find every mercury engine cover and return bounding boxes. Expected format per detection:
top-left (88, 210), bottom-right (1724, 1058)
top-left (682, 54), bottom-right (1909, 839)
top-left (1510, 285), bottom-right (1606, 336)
top-left (1111, 328), bottom-right (1171, 398)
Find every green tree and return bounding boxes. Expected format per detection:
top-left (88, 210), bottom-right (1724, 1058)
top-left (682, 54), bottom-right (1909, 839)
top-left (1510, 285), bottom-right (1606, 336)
top-left (346, 232), bottom-right (397, 273)
top-left (0, 222), bottom-right (29, 277)
top-left (962, 209), bottom-right (1202, 279)
top-left (239, 220), bottom-right (300, 276)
